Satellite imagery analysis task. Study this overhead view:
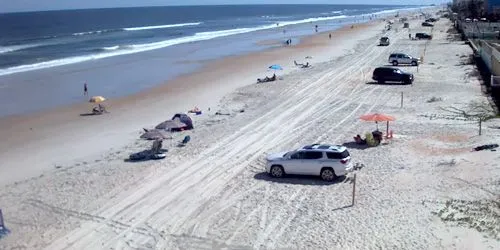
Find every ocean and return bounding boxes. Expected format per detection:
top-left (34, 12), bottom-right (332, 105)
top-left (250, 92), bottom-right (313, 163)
top-left (0, 4), bottom-right (426, 116)
top-left (0, 5), bottom-right (423, 76)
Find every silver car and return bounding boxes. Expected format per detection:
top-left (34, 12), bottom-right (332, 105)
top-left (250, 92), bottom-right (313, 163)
top-left (379, 37), bottom-right (390, 46)
top-left (388, 53), bottom-right (419, 66)
top-left (266, 144), bottom-right (353, 181)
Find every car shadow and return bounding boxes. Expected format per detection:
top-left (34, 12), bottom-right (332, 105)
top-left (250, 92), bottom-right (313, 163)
top-left (383, 64), bottom-right (417, 67)
top-left (341, 141), bottom-right (370, 150)
top-left (365, 81), bottom-right (411, 85)
top-left (254, 172), bottom-right (347, 186)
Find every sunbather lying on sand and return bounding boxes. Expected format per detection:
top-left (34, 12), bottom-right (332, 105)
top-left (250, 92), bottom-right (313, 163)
top-left (294, 60), bottom-right (311, 68)
top-left (188, 106), bottom-right (201, 113)
top-left (257, 73), bottom-right (277, 83)
top-left (354, 134), bottom-right (367, 144)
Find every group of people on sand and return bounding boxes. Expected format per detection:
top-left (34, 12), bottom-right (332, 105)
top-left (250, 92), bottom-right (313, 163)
top-left (354, 130), bottom-right (384, 146)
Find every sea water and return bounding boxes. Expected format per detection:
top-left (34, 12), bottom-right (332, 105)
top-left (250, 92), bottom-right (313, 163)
top-left (0, 4), bottom-right (428, 116)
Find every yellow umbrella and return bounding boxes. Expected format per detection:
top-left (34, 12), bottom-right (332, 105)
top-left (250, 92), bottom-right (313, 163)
top-left (89, 96), bottom-right (106, 103)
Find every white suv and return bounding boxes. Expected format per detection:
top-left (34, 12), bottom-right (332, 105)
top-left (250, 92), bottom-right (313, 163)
top-left (388, 53), bottom-right (419, 66)
top-left (266, 144), bottom-right (353, 181)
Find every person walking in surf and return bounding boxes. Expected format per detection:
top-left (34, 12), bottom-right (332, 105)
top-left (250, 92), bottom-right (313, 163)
top-left (84, 82), bottom-right (88, 96)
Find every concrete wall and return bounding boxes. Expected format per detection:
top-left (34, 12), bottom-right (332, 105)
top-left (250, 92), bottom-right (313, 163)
top-left (492, 46), bottom-right (500, 76)
top-left (474, 39), bottom-right (500, 86)
top-left (480, 40), bottom-right (494, 70)
top-left (458, 20), bottom-right (500, 39)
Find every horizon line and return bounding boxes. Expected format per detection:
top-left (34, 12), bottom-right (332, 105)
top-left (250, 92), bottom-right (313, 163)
top-left (0, 3), bottom-right (433, 15)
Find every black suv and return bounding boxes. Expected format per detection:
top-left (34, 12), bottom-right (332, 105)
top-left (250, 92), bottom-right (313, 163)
top-left (372, 67), bottom-right (414, 84)
top-left (415, 33), bottom-right (432, 39)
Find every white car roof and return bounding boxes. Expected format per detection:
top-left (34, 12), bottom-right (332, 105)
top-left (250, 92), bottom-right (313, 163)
top-left (300, 144), bottom-right (347, 152)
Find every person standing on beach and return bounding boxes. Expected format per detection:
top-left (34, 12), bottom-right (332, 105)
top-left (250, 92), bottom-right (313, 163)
top-left (329, 33), bottom-right (332, 39)
top-left (83, 82), bottom-right (88, 96)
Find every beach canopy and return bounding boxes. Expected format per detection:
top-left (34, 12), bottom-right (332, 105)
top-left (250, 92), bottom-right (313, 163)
top-left (89, 96), bottom-right (106, 103)
top-left (140, 129), bottom-right (171, 140)
top-left (360, 113), bottom-right (395, 135)
top-left (155, 120), bottom-right (187, 130)
top-left (268, 64), bottom-right (283, 70)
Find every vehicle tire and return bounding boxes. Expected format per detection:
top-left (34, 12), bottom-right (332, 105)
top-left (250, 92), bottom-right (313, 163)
top-left (270, 165), bottom-right (285, 178)
top-left (411, 61), bottom-right (417, 66)
top-left (392, 61), bottom-right (398, 66)
top-left (320, 168), bottom-right (337, 182)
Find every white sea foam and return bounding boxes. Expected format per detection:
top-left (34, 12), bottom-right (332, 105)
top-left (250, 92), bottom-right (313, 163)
top-left (371, 6), bottom-right (428, 16)
top-left (0, 44), bottom-right (43, 54)
top-left (0, 7), bottom-right (426, 76)
top-left (71, 22), bottom-right (202, 37)
top-left (72, 30), bottom-right (107, 36)
top-left (102, 46), bottom-right (120, 51)
top-left (123, 22), bottom-right (202, 31)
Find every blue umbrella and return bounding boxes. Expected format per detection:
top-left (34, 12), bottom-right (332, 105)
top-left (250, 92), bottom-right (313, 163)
top-left (269, 64), bottom-right (283, 70)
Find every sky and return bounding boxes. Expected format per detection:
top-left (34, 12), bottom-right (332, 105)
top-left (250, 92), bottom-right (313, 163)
top-left (0, 0), bottom-right (448, 13)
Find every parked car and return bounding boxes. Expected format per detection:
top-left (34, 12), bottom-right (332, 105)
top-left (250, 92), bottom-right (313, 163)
top-left (266, 144), bottom-right (353, 181)
top-left (425, 17), bottom-right (438, 22)
top-left (388, 53), bottom-right (419, 66)
top-left (422, 22), bottom-right (434, 27)
top-left (415, 32), bottom-right (432, 39)
top-left (372, 67), bottom-right (414, 84)
top-left (379, 36), bottom-right (390, 46)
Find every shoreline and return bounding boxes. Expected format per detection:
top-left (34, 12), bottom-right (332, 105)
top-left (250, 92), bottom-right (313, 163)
top-left (0, 18), bottom-right (384, 186)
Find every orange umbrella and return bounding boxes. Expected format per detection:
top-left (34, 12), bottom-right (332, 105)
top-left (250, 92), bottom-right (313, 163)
top-left (360, 113), bottom-right (395, 135)
top-left (360, 113), bottom-right (395, 122)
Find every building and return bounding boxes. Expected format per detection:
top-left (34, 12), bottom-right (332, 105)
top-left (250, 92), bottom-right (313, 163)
top-left (453, 0), bottom-right (472, 8)
top-left (484, 0), bottom-right (500, 14)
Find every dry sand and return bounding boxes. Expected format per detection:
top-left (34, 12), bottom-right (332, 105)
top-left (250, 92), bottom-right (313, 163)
top-left (1, 11), bottom-right (499, 249)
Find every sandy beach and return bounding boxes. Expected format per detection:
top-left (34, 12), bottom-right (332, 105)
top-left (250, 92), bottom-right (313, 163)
top-left (1, 10), bottom-right (499, 249)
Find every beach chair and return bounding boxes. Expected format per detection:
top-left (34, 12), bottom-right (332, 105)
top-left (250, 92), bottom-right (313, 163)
top-left (178, 135), bottom-right (191, 147)
top-left (365, 132), bottom-right (379, 147)
top-left (151, 139), bottom-right (163, 154)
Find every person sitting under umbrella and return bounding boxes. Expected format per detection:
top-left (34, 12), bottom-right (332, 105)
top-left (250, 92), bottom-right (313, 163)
top-left (372, 129), bottom-right (383, 142)
top-left (92, 104), bottom-right (107, 114)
